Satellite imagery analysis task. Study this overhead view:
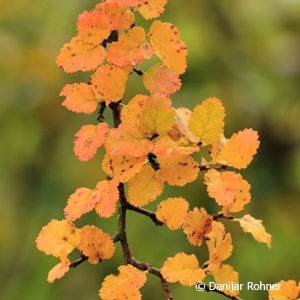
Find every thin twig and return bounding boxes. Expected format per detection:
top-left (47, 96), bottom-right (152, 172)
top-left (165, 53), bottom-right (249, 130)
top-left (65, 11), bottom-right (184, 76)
top-left (133, 68), bottom-right (144, 76)
top-left (148, 153), bottom-right (160, 171)
top-left (97, 101), bottom-right (106, 122)
top-left (213, 213), bottom-right (234, 221)
top-left (69, 255), bottom-right (88, 268)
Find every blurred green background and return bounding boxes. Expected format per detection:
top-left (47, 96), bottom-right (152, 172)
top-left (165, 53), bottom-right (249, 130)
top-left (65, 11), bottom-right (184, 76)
top-left (1, 0), bottom-right (300, 299)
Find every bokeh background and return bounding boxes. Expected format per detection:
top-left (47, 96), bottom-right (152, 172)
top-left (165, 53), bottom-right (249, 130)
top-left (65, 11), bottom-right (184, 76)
top-left (1, 0), bottom-right (300, 299)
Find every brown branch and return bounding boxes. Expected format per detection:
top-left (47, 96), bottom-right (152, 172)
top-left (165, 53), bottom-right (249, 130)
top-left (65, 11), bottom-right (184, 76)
top-left (97, 101), bottom-right (106, 122)
top-left (213, 213), bottom-right (234, 221)
top-left (133, 68), bottom-right (144, 76)
top-left (69, 255), bottom-right (88, 269)
top-left (199, 165), bottom-right (227, 172)
top-left (126, 203), bottom-right (163, 226)
top-left (148, 153), bottom-right (160, 171)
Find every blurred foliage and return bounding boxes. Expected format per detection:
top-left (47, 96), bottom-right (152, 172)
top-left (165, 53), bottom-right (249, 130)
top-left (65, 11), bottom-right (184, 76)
top-left (0, 0), bottom-right (300, 299)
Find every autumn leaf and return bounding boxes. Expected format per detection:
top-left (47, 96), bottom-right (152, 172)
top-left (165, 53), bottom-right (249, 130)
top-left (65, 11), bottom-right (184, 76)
top-left (156, 197), bottom-right (189, 230)
top-left (74, 122), bottom-right (109, 161)
top-left (104, 123), bottom-right (153, 157)
top-left (143, 63), bottom-right (181, 95)
top-left (182, 207), bottom-right (213, 246)
top-left (99, 265), bottom-right (147, 300)
top-left (95, 3), bottom-right (135, 31)
top-left (36, 220), bottom-right (79, 260)
top-left (137, 0), bottom-right (168, 20)
top-left (57, 35), bottom-right (106, 73)
top-left (107, 27), bottom-right (153, 67)
top-left (268, 280), bottom-right (299, 300)
top-left (79, 226), bottom-right (115, 264)
top-left (139, 94), bottom-right (175, 137)
top-left (204, 169), bottom-right (251, 209)
top-left (207, 233), bottom-right (233, 273)
top-left (189, 97), bottom-right (225, 145)
top-left (149, 21), bottom-right (187, 74)
top-left (156, 155), bottom-right (199, 186)
top-left (90, 65), bottom-right (128, 104)
top-left (105, 0), bottom-right (143, 7)
top-left (161, 252), bottom-right (206, 286)
top-left (64, 187), bottom-right (95, 221)
top-left (205, 221), bottom-right (226, 254)
top-left (218, 128), bottom-right (260, 169)
top-left (102, 153), bottom-right (148, 182)
top-left (128, 166), bottom-right (164, 207)
top-left (121, 94), bottom-right (149, 126)
top-left (235, 214), bottom-right (271, 248)
top-left (60, 83), bottom-right (98, 114)
top-left (77, 10), bottom-right (110, 46)
top-left (94, 179), bottom-right (120, 218)
top-left (47, 261), bottom-right (70, 283)
top-left (213, 264), bottom-right (239, 296)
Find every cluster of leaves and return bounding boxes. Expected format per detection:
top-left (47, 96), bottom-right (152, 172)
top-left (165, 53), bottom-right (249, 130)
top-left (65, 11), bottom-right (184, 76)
top-left (35, 0), bottom-right (296, 299)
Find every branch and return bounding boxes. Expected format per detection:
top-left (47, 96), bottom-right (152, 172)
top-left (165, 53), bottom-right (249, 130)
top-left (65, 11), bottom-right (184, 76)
top-left (97, 101), bottom-right (106, 122)
top-left (133, 68), bottom-right (144, 76)
top-left (213, 213), bottom-right (234, 221)
top-left (148, 153), bottom-right (160, 171)
top-left (69, 255), bottom-right (88, 269)
top-left (126, 203), bottom-right (164, 226)
top-left (199, 165), bottom-right (227, 172)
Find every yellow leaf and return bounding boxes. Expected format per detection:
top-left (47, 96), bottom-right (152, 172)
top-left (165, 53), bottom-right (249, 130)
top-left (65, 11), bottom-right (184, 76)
top-left (128, 166), bottom-right (164, 207)
top-left (36, 220), bottom-right (79, 260)
top-left (269, 280), bottom-right (299, 300)
top-left (188, 97), bottom-right (225, 145)
top-left (205, 221), bottom-right (226, 255)
top-left (213, 264), bottom-right (239, 297)
top-left (149, 21), bottom-right (187, 74)
top-left (102, 153), bottom-right (148, 182)
top-left (139, 94), bottom-right (175, 137)
top-left (175, 107), bottom-right (198, 143)
top-left (161, 252), bottom-right (206, 286)
top-left (182, 207), bottom-right (213, 246)
top-left (79, 225), bottom-right (115, 264)
top-left (137, 0), bottom-right (168, 20)
top-left (99, 265), bottom-right (147, 300)
top-left (237, 214), bottom-right (271, 248)
top-left (218, 128), bottom-right (260, 169)
top-left (156, 197), bottom-right (189, 230)
top-left (156, 155), bottom-right (199, 186)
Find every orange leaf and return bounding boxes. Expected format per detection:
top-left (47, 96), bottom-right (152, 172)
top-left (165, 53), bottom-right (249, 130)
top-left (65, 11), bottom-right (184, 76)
top-left (36, 220), bottom-right (79, 260)
top-left (128, 166), bottom-right (164, 207)
top-left (99, 265), bottom-right (147, 300)
top-left (64, 187), bottom-right (95, 221)
top-left (79, 225), bottom-right (115, 264)
top-left (107, 27), bottom-right (153, 67)
top-left (189, 97), bottom-right (225, 145)
top-left (149, 21), bottom-right (187, 74)
top-left (60, 83), bottom-right (98, 114)
top-left (156, 197), bottom-right (189, 230)
top-left (95, 3), bottom-right (135, 31)
top-left (121, 94), bottom-right (150, 126)
top-left (218, 128), bottom-right (260, 169)
top-left (77, 10), bottom-right (110, 46)
top-left (105, 0), bottom-right (143, 7)
top-left (57, 35), bottom-right (106, 73)
top-left (74, 122), bottom-right (109, 161)
top-left (161, 252), bottom-right (206, 286)
top-left (90, 65), bottom-right (128, 104)
top-left (94, 179), bottom-right (120, 218)
top-left (213, 264), bottom-right (239, 297)
top-left (47, 261), bottom-right (70, 283)
top-left (143, 63), bottom-right (181, 95)
top-left (205, 221), bottom-right (226, 255)
top-left (156, 155), bottom-right (199, 186)
top-left (236, 214), bottom-right (272, 248)
top-left (182, 207), bottom-right (213, 246)
top-left (204, 170), bottom-right (251, 208)
top-left (102, 153), bottom-right (148, 182)
top-left (137, 0), bottom-right (168, 20)
top-left (104, 123), bottom-right (153, 157)
top-left (269, 280), bottom-right (299, 300)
